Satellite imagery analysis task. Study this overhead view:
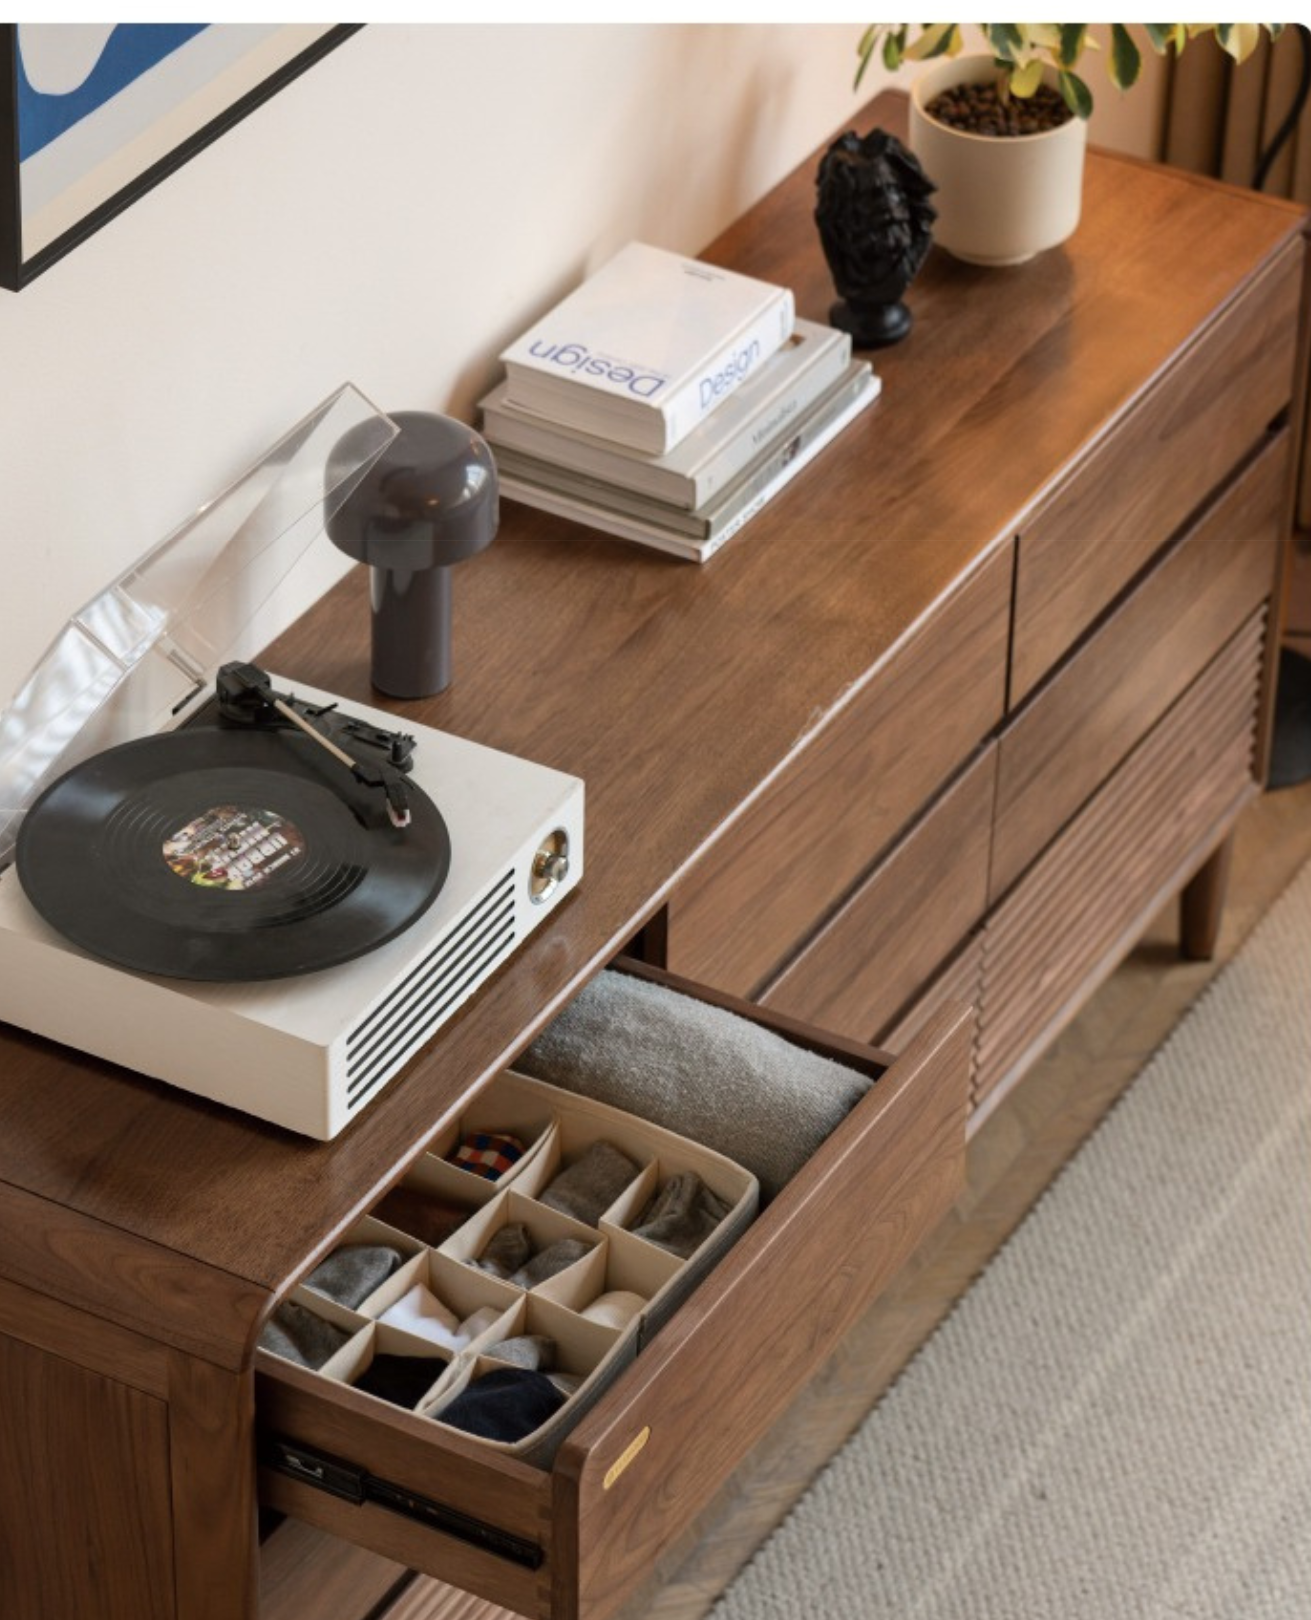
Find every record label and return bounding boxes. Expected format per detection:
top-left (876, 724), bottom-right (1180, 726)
top-left (162, 806), bottom-right (307, 891)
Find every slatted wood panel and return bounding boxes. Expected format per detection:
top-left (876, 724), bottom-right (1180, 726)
top-left (1010, 246), bottom-right (1302, 705)
top-left (759, 747), bottom-right (996, 1042)
top-left (974, 616), bottom-right (1265, 1117)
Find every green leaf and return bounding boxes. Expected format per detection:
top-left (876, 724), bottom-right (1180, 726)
top-left (882, 31), bottom-right (903, 72)
top-left (1010, 57), bottom-right (1045, 99)
top-left (986, 24), bottom-right (1025, 63)
top-left (906, 23), bottom-right (959, 62)
top-left (1057, 24), bottom-right (1087, 69)
top-left (1109, 24), bottom-right (1142, 90)
top-left (1058, 68), bottom-right (1094, 120)
top-left (1143, 23), bottom-right (1187, 54)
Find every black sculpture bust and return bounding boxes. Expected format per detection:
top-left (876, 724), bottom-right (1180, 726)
top-left (815, 128), bottom-right (937, 348)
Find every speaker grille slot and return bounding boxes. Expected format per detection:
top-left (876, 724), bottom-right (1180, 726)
top-left (345, 869), bottom-right (517, 1110)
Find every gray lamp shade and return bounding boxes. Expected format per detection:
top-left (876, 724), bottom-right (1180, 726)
top-left (328, 410), bottom-right (499, 697)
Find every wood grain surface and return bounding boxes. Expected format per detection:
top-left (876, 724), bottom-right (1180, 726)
top-left (1009, 244), bottom-right (1302, 704)
top-left (0, 100), bottom-right (1301, 1332)
top-left (758, 744), bottom-right (997, 1039)
top-left (0, 1332), bottom-right (174, 1620)
top-left (552, 1003), bottom-right (972, 1620)
top-left (992, 431), bottom-right (1289, 898)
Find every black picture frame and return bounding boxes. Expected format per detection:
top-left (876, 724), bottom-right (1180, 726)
top-left (0, 23), bottom-right (361, 291)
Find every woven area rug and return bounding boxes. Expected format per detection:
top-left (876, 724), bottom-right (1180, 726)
top-left (713, 858), bottom-right (1311, 1620)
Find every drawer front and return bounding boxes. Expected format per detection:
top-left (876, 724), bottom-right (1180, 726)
top-left (552, 989), bottom-right (971, 1620)
top-left (256, 973), bottom-right (972, 1620)
top-left (992, 431), bottom-right (1287, 901)
top-left (1011, 242), bottom-right (1301, 705)
top-left (974, 612), bottom-right (1265, 1121)
top-left (666, 543), bottom-right (1011, 998)
top-left (759, 745), bottom-right (996, 1043)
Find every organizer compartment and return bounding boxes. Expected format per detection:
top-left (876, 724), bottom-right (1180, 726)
top-left (255, 966), bottom-right (972, 1620)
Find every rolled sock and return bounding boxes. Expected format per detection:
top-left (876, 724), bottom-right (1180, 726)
top-left (259, 1301), bottom-right (351, 1370)
top-left (446, 1131), bottom-right (526, 1181)
top-left (539, 1140), bottom-right (641, 1225)
top-left (471, 1222), bottom-right (534, 1279)
top-left (633, 1172), bottom-right (732, 1259)
top-left (509, 1237), bottom-right (593, 1289)
top-left (580, 1289), bottom-right (645, 1331)
top-left (457, 1304), bottom-right (504, 1344)
top-left (436, 1367), bottom-right (566, 1442)
top-left (373, 1185), bottom-right (469, 1247)
top-left (378, 1283), bottom-right (464, 1350)
top-left (484, 1334), bottom-right (556, 1371)
top-left (305, 1244), bottom-right (403, 1309)
top-left (354, 1353), bottom-right (446, 1410)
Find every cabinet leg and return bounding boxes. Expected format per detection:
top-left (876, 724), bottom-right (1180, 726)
top-left (1180, 834), bottom-right (1234, 961)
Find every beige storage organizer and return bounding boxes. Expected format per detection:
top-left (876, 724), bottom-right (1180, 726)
top-left (258, 1066), bottom-right (759, 1466)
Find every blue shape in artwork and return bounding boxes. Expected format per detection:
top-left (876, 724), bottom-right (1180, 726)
top-left (16, 24), bottom-right (210, 162)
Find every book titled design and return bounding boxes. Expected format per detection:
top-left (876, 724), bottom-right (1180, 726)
top-left (499, 361), bottom-right (880, 563)
top-left (499, 242), bottom-right (795, 455)
top-left (482, 318), bottom-right (851, 510)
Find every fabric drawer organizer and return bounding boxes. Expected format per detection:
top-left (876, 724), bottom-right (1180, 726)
top-left (259, 1066), bottom-right (759, 1466)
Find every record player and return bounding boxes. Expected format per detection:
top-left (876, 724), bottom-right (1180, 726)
top-left (0, 386), bottom-right (584, 1140)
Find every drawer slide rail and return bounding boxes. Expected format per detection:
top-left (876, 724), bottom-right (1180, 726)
top-left (263, 1434), bottom-right (545, 1570)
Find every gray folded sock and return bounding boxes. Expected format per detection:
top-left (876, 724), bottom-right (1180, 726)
top-left (484, 1334), bottom-right (556, 1371)
top-left (259, 1301), bottom-right (352, 1369)
top-left (539, 1140), bottom-right (641, 1225)
top-left (471, 1222), bottom-right (534, 1279)
top-left (305, 1244), bottom-right (403, 1309)
top-left (509, 1237), bottom-right (593, 1289)
top-left (633, 1171), bottom-right (732, 1259)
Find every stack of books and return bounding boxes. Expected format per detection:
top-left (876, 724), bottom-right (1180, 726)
top-left (481, 242), bottom-right (879, 562)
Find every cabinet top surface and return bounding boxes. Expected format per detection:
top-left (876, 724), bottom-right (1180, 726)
top-left (0, 94), bottom-right (1302, 1352)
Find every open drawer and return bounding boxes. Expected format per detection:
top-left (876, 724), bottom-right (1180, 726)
top-left (255, 964), bottom-right (972, 1620)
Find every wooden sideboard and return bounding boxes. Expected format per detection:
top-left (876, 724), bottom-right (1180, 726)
top-left (1, 95), bottom-right (1306, 1620)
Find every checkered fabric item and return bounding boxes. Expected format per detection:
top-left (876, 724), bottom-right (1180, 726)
top-left (447, 1131), bottom-right (526, 1181)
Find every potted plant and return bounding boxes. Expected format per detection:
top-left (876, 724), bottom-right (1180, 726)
top-left (855, 24), bottom-right (1284, 266)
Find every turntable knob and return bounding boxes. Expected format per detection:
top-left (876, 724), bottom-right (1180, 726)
top-left (530, 831), bottom-right (570, 904)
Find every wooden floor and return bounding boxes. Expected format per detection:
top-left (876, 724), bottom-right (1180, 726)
top-left (262, 766), bottom-right (1311, 1620)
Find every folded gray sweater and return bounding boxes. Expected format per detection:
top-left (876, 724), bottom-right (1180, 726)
top-left (520, 971), bottom-right (873, 1201)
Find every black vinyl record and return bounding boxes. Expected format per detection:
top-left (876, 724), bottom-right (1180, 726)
top-left (16, 727), bottom-right (450, 981)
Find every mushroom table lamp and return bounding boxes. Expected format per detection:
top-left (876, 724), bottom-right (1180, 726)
top-left (327, 410), bottom-right (499, 698)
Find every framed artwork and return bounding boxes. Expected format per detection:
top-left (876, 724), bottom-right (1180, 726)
top-left (0, 23), bottom-right (360, 290)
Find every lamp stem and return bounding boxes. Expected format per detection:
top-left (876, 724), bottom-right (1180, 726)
top-left (369, 564), bottom-right (452, 698)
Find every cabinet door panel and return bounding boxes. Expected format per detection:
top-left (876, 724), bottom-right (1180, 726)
top-left (0, 1331), bottom-right (174, 1620)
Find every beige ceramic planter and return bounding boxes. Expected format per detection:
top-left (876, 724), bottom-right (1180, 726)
top-left (908, 55), bottom-right (1087, 266)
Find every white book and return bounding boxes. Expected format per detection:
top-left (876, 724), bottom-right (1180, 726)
top-left (499, 242), bottom-right (795, 455)
top-left (500, 364), bottom-right (880, 563)
top-left (494, 363), bottom-right (880, 538)
top-left (482, 318), bottom-right (851, 510)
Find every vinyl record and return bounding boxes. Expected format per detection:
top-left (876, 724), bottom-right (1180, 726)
top-left (16, 727), bottom-right (450, 981)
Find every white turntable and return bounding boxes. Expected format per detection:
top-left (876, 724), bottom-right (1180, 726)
top-left (0, 386), bottom-right (584, 1140)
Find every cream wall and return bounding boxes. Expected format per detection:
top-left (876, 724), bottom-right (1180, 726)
top-left (0, 23), bottom-right (887, 708)
top-left (0, 23), bottom-right (1165, 712)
